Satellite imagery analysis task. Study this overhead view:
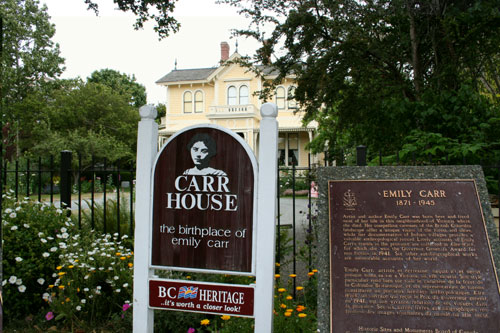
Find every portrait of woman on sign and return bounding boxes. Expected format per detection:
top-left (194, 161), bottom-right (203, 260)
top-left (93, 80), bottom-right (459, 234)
top-left (183, 133), bottom-right (227, 176)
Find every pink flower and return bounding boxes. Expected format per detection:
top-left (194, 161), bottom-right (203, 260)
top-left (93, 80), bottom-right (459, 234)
top-left (45, 311), bottom-right (54, 321)
top-left (122, 303), bottom-right (131, 312)
top-left (187, 328), bottom-right (195, 333)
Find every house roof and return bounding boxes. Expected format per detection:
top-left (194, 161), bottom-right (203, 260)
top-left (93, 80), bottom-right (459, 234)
top-left (156, 50), bottom-right (283, 85)
top-left (155, 67), bottom-right (218, 84)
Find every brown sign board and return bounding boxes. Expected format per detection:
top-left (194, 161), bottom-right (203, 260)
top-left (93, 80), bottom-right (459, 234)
top-left (151, 126), bottom-right (256, 274)
top-left (149, 279), bottom-right (255, 317)
top-left (329, 180), bottom-right (500, 332)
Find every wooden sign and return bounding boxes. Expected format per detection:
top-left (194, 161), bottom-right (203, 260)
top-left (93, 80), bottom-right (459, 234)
top-left (150, 125), bottom-right (257, 274)
top-left (328, 180), bottom-right (500, 332)
top-left (149, 279), bottom-right (255, 317)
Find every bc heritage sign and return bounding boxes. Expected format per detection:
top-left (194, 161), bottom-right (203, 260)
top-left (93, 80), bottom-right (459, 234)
top-left (149, 279), bottom-right (255, 317)
top-left (151, 125), bottom-right (257, 274)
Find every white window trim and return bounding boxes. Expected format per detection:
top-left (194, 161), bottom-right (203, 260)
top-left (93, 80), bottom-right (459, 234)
top-left (194, 89), bottom-right (205, 113)
top-left (275, 85), bottom-right (286, 110)
top-left (239, 85), bottom-right (249, 105)
top-left (183, 90), bottom-right (193, 113)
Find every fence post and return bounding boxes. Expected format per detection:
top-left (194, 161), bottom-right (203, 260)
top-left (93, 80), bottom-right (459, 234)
top-left (356, 145), bottom-right (367, 166)
top-left (60, 150), bottom-right (72, 210)
top-left (255, 102), bottom-right (278, 332)
top-left (133, 105), bottom-right (158, 333)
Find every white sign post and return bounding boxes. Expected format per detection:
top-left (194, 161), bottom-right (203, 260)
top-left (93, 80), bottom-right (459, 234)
top-left (133, 105), bottom-right (157, 332)
top-left (132, 103), bottom-right (278, 332)
top-left (255, 103), bottom-right (279, 332)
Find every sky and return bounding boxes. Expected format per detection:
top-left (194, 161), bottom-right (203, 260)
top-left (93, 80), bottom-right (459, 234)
top-left (42, 0), bottom-right (261, 104)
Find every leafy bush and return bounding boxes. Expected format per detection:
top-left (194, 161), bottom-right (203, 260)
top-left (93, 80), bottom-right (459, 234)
top-left (2, 191), bottom-right (75, 325)
top-left (2, 193), bottom-right (133, 331)
top-left (44, 230), bottom-right (134, 330)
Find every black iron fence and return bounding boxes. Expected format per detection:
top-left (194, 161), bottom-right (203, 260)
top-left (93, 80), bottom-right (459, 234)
top-left (1, 151), bottom-right (135, 237)
top-left (2, 147), bottom-right (499, 284)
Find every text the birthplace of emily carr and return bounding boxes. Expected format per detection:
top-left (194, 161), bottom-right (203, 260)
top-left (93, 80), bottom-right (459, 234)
top-left (151, 127), bottom-right (255, 273)
top-left (329, 180), bottom-right (500, 333)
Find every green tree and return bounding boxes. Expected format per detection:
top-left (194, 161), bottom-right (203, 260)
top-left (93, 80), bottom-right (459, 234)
top-left (83, 0), bottom-right (179, 39)
top-left (88, 68), bottom-right (147, 108)
top-left (26, 80), bottom-right (140, 165)
top-left (0, 0), bottom-right (64, 105)
top-left (222, 0), bottom-right (500, 163)
top-left (1, 0), bottom-right (65, 157)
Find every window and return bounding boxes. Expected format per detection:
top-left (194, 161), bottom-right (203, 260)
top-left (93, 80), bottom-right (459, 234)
top-left (288, 86), bottom-right (297, 109)
top-left (288, 133), bottom-right (299, 166)
top-left (183, 91), bottom-right (192, 113)
top-left (228, 86), bottom-right (237, 105)
top-left (239, 85), bottom-right (249, 105)
top-left (275, 86), bottom-right (285, 109)
top-left (194, 91), bottom-right (203, 113)
top-left (278, 133), bottom-right (299, 166)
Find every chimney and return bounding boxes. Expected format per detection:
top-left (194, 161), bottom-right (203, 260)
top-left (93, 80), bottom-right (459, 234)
top-left (220, 41), bottom-right (230, 62)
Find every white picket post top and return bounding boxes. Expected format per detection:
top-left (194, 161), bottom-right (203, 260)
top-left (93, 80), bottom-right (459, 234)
top-left (133, 105), bottom-right (158, 332)
top-left (255, 103), bottom-right (279, 332)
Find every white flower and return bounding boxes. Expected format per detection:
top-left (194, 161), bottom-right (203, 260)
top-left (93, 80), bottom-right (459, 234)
top-left (16, 279), bottom-right (23, 286)
top-left (59, 242), bottom-right (67, 249)
top-left (38, 232), bottom-right (44, 237)
top-left (61, 233), bottom-right (69, 239)
top-left (9, 212), bottom-right (17, 218)
top-left (18, 285), bottom-right (26, 293)
top-left (23, 223), bottom-right (30, 228)
top-left (115, 289), bottom-right (121, 293)
top-left (15, 257), bottom-right (23, 262)
top-left (2, 280), bottom-right (6, 286)
top-left (96, 286), bottom-right (102, 290)
top-left (10, 226), bottom-right (18, 231)
top-left (84, 275), bottom-right (89, 280)
top-left (76, 305), bottom-right (81, 311)
top-left (4, 208), bottom-right (12, 214)
top-left (123, 283), bottom-right (129, 288)
top-left (61, 227), bottom-right (67, 233)
top-left (8, 276), bottom-right (17, 284)
top-left (37, 278), bottom-right (45, 285)
top-left (41, 238), bottom-right (47, 243)
top-left (50, 247), bottom-right (57, 252)
top-left (52, 273), bottom-right (57, 278)
top-left (42, 292), bottom-right (51, 301)
top-left (83, 288), bottom-right (89, 292)
top-left (42, 252), bottom-right (50, 258)
top-left (81, 299), bottom-right (86, 304)
top-left (47, 236), bottom-right (54, 240)
top-left (114, 276), bottom-right (119, 280)
top-left (56, 209), bottom-right (63, 214)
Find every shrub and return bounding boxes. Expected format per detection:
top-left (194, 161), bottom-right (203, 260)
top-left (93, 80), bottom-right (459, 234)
top-left (44, 230), bottom-right (134, 330)
top-left (2, 191), bottom-right (75, 325)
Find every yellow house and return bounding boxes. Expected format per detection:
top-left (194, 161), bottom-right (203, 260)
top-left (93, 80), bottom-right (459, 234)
top-left (156, 42), bottom-right (320, 167)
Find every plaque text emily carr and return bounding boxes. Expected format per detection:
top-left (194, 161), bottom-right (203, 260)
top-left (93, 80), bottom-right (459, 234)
top-left (329, 180), bottom-right (500, 333)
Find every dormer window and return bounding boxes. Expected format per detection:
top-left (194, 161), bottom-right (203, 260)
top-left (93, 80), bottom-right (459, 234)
top-left (275, 86), bottom-right (285, 109)
top-left (228, 86), bottom-right (237, 105)
top-left (183, 91), bottom-right (192, 113)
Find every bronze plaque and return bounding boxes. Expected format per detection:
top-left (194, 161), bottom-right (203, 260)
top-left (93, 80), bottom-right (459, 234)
top-left (329, 180), bottom-right (500, 332)
top-left (151, 127), bottom-right (255, 273)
